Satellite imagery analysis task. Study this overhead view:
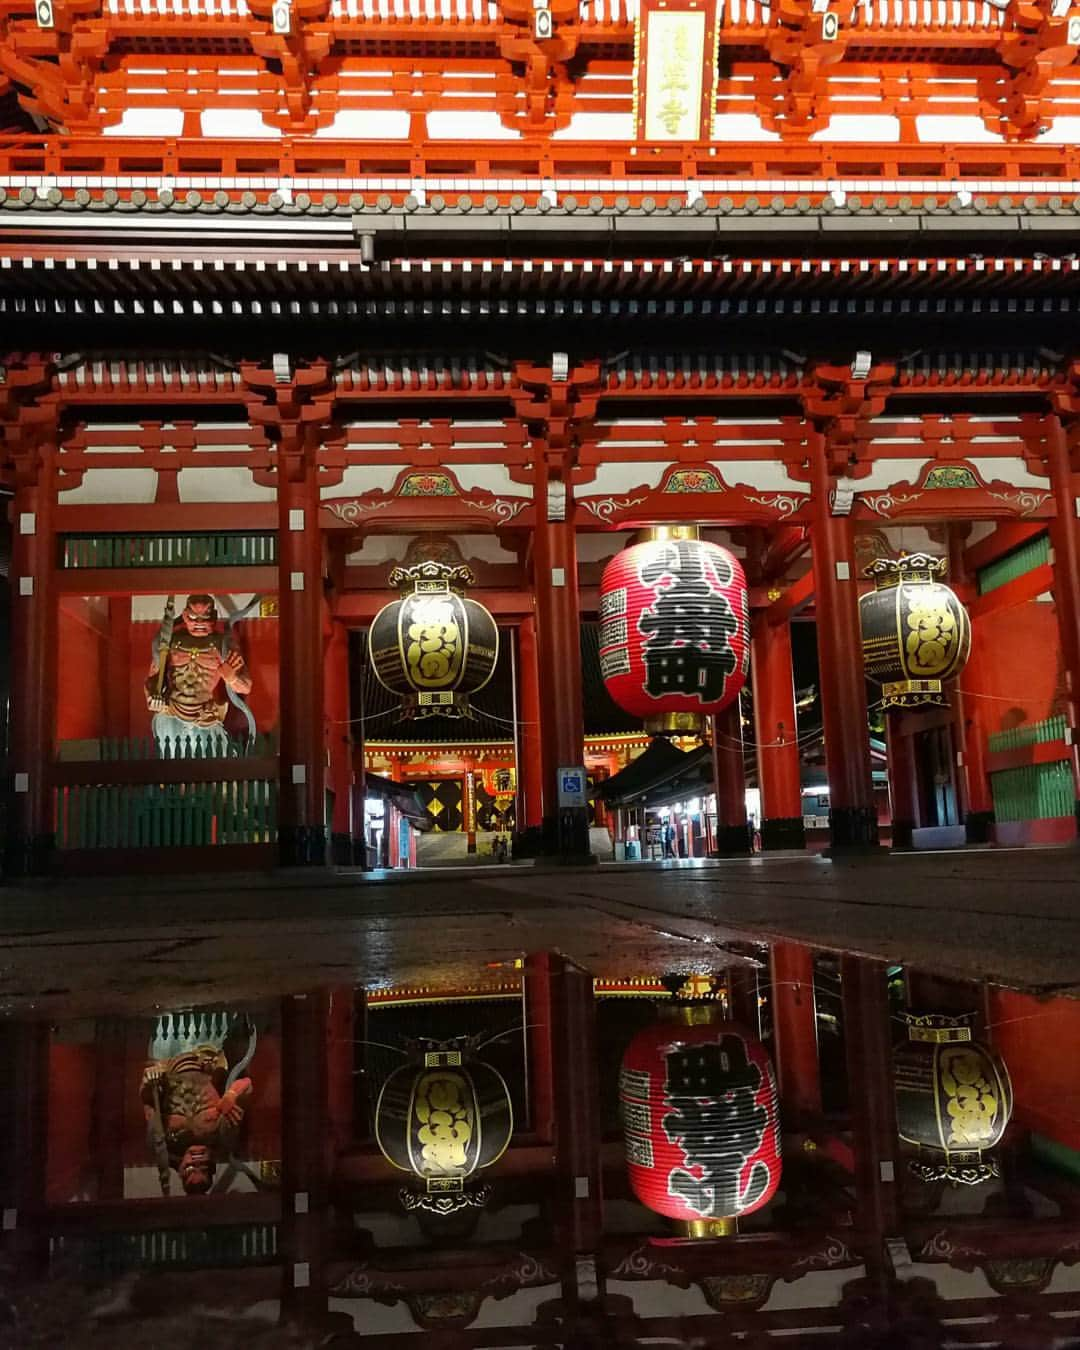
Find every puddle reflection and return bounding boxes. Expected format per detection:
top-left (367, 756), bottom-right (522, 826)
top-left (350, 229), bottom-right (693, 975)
top-left (2, 941), bottom-right (1077, 1348)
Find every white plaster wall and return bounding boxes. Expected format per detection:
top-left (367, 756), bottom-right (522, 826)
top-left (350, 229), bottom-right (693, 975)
top-left (327, 465), bottom-right (408, 498)
top-left (315, 109), bottom-right (411, 138)
top-left (718, 460), bottom-right (809, 494)
top-left (554, 112), bottom-right (634, 140)
top-left (851, 458), bottom-right (931, 493)
top-left (454, 464), bottom-right (532, 498)
top-left (968, 456), bottom-right (1048, 489)
top-left (581, 462), bottom-right (671, 496)
top-left (200, 109), bottom-right (282, 139)
top-left (59, 468), bottom-right (159, 504)
top-left (814, 116), bottom-right (901, 142)
top-left (102, 108), bottom-right (184, 137)
top-left (178, 467), bottom-right (276, 502)
top-left (426, 110), bottom-right (522, 140)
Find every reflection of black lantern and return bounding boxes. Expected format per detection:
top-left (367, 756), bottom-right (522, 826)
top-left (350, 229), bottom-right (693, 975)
top-left (368, 561), bottom-right (499, 719)
top-left (860, 554), bottom-right (971, 709)
top-left (894, 1013), bottom-right (1012, 1186)
top-left (375, 1044), bottom-right (513, 1215)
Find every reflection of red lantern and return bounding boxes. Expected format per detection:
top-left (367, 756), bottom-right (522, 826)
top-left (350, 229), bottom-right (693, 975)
top-left (599, 532), bottom-right (749, 733)
top-left (619, 1008), bottom-right (781, 1234)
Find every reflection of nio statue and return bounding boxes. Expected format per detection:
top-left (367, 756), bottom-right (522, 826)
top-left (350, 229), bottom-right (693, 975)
top-left (140, 1045), bottom-right (253, 1195)
top-left (145, 594), bottom-right (252, 751)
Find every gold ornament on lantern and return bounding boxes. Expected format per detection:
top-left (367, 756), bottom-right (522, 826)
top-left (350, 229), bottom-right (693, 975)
top-left (368, 558), bottom-right (499, 719)
top-left (859, 553), bottom-right (971, 710)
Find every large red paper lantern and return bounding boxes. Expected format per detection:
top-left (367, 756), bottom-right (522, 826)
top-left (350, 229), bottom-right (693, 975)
top-left (619, 1010), bottom-right (781, 1231)
top-left (599, 534), bottom-right (749, 730)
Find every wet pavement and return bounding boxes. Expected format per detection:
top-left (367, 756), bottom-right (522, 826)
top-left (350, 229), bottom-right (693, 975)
top-left (1, 846), bottom-right (1077, 1018)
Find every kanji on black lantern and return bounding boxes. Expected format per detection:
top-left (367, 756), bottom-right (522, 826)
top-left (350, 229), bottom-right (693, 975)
top-left (636, 541), bottom-right (738, 702)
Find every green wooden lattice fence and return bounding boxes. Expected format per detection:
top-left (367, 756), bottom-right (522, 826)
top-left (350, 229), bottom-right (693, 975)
top-left (977, 533), bottom-right (1050, 596)
top-left (989, 715), bottom-right (1074, 821)
top-left (61, 533), bottom-right (276, 569)
top-left (55, 780), bottom-right (278, 848)
top-left (50, 1223), bottom-right (279, 1277)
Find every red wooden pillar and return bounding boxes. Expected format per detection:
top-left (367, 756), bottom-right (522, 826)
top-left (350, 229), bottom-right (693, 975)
top-left (955, 630), bottom-right (995, 843)
top-left (1046, 413), bottom-right (1080, 830)
top-left (809, 436), bottom-right (879, 851)
top-left (92, 1017), bottom-right (127, 1200)
top-left (947, 530), bottom-right (994, 843)
top-left (104, 599), bottom-right (132, 739)
top-left (9, 456), bottom-right (59, 874)
top-left (769, 943), bottom-right (822, 1125)
top-left (280, 991), bottom-right (329, 1326)
top-left (0, 1022), bottom-right (50, 1274)
top-left (750, 612), bottom-right (805, 850)
top-left (727, 965), bottom-right (760, 1033)
top-left (533, 506), bottom-right (590, 860)
top-left (517, 617), bottom-right (544, 833)
top-left (885, 721), bottom-right (918, 850)
top-left (325, 620), bottom-right (353, 866)
top-left (326, 987), bottom-right (355, 1158)
top-left (841, 956), bottom-right (900, 1280)
top-left (550, 955), bottom-right (603, 1304)
top-left (277, 463), bottom-right (326, 865)
top-left (710, 700), bottom-right (750, 854)
top-left (524, 952), bottom-right (556, 1143)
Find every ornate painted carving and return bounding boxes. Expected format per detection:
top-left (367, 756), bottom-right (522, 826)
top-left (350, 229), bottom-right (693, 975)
top-left (861, 491), bottom-right (924, 518)
top-left (481, 1251), bottom-right (560, 1296)
top-left (326, 499), bottom-right (392, 523)
top-left (662, 467), bottom-right (725, 494)
top-left (924, 465), bottom-right (980, 490)
top-left (580, 495), bottom-right (649, 522)
top-left (988, 488), bottom-right (1052, 517)
top-left (464, 497), bottom-right (528, 522)
top-left (745, 493), bottom-right (804, 519)
top-left (608, 1243), bottom-right (691, 1286)
top-left (399, 471), bottom-right (458, 497)
top-left (699, 1273), bottom-right (776, 1312)
top-left (787, 1235), bottom-right (859, 1276)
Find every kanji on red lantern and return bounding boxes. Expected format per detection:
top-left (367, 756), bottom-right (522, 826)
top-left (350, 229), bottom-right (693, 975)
top-left (619, 1015), bottom-right (781, 1224)
top-left (600, 537), bottom-right (749, 721)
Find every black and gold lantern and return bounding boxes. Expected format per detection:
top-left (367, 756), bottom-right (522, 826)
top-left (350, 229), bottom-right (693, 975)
top-left (375, 1044), bottom-right (513, 1215)
top-left (894, 1013), bottom-right (1012, 1186)
top-left (859, 554), bottom-right (971, 709)
top-left (368, 560), bottom-right (499, 719)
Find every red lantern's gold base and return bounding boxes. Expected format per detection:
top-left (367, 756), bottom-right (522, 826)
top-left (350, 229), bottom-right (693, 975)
top-left (680, 1217), bottom-right (739, 1239)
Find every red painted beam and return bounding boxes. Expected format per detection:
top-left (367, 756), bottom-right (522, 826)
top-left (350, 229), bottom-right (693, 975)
top-left (987, 739), bottom-right (1071, 775)
top-left (763, 568), bottom-right (815, 626)
top-left (964, 522), bottom-right (1048, 575)
top-left (969, 563), bottom-right (1053, 619)
top-left (49, 757), bottom-right (278, 787)
top-left (54, 504), bottom-right (277, 532)
top-left (55, 566), bottom-right (277, 597)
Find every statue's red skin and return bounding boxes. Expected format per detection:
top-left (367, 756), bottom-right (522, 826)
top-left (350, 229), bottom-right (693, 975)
top-left (140, 1046), bottom-right (254, 1195)
top-left (145, 595), bottom-right (252, 728)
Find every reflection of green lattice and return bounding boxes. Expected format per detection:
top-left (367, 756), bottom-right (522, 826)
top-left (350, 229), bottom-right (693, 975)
top-left (924, 465), bottom-right (979, 491)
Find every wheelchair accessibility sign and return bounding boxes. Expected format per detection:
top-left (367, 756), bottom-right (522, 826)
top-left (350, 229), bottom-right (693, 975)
top-left (557, 767), bottom-right (587, 809)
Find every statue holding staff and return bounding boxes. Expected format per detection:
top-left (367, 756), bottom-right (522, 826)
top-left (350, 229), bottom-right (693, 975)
top-left (145, 593), bottom-right (253, 753)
